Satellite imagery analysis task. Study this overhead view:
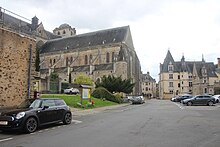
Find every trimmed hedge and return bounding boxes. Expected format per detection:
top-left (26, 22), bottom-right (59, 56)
top-left (92, 87), bottom-right (123, 104)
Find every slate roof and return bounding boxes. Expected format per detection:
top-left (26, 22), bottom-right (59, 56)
top-left (40, 26), bottom-right (131, 54)
top-left (72, 65), bottom-right (90, 72)
top-left (45, 30), bottom-right (61, 40)
top-left (0, 9), bottom-right (59, 39)
top-left (71, 63), bottom-right (114, 72)
top-left (1, 12), bottom-right (32, 35)
top-left (142, 73), bottom-right (156, 82)
top-left (161, 50), bottom-right (177, 72)
top-left (40, 69), bottom-right (49, 74)
top-left (161, 50), bottom-right (218, 78)
top-left (95, 63), bottom-right (113, 71)
top-left (54, 67), bottom-right (67, 73)
top-left (216, 68), bottom-right (220, 74)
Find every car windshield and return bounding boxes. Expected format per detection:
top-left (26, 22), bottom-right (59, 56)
top-left (29, 99), bottom-right (42, 109)
top-left (17, 99), bottom-right (41, 109)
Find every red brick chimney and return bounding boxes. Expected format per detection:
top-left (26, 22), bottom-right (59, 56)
top-left (218, 58), bottom-right (220, 68)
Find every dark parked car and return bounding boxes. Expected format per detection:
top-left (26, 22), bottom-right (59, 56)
top-left (182, 95), bottom-right (216, 106)
top-left (0, 98), bottom-right (72, 133)
top-left (175, 94), bottom-right (193, 102)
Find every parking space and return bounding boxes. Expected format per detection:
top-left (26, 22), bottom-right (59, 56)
top-left (172, 101), bottom-right (220, 110)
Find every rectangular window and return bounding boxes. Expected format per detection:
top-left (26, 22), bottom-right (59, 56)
top-left (169, 82), bottom-right (173, 87)
top-left (146, 87), bottom-right (148, 91)
top-left (178, 83), bottom-right (180, 87)
top-left (169, 74), bottom-right (173, 79)
top-left (189, 82), bottom-right (192, 87)
top-left (168, 66), bottom-right (173, 71)
top-left (178, 75), bottom-right (180, 79)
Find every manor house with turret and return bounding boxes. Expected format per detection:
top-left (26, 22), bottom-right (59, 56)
top-left (159, 50), bottom-right (220, 99)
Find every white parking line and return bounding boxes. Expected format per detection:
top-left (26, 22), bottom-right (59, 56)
top-left (173, 102), bottom-right (185, 109)
top-left (72, 119), bottom-right (82, 124)
top-left (0, 137), bottom-right (13, 142)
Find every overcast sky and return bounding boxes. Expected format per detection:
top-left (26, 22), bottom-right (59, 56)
top-left (1, 0), bottom-right (220, 81)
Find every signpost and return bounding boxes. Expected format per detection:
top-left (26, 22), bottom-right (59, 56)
top-left (80, 85), bottom-right (92, 105)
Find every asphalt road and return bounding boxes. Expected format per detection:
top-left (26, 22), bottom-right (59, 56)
top-left (1, 100), bottom-right (220, 147)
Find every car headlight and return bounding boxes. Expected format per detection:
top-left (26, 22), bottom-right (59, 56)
top-left (16, 112), bottom-right (25, 119)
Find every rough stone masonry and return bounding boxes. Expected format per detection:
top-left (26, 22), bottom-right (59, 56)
top-left (0, 27), bottom-right (36, 106)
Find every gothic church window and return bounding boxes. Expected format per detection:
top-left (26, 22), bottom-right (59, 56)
top-left (50, 59), bottom-right (52, 66)
top-left (112, 52), bottom-right (115, 62)
top-left (106, 52), bottom-right (110, 63)
top-left (85, 55), bottom-right (88, 65)
top-left (66, 57), bottom-right (69, 67)
top-left (90, 55), bottom-right (93, 63)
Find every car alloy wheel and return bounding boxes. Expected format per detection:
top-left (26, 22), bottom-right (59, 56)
top-left (63, 113), bottom-right (72, 125)
top-left (187, 101), bottom-right (192, 106)
top-left (208, 101), bottom-right (213, 106)
top-left (25, 117), bottom-right (37, 133)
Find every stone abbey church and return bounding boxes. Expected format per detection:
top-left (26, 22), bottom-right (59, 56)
top-left (0, 7), bottom-right (141, 96)
top-left (40, 25), bottom-right (142, 94)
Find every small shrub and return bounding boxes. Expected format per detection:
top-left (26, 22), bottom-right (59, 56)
top-left (114, 93), bottom-right (123, 104)
top-left (92, 87), bottom-right (123, 103)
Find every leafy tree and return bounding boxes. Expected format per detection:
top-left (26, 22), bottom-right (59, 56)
top-left (74, 74), bottom-right (93, 85)
top-left (95, 75), bottom-right (135, 94)
top-left (50, 72), bottom-right (59, 81)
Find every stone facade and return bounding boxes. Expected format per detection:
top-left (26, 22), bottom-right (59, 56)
top-left (0, 27), bottom-right (36, 106)
top-left (141, 72), bottom-right (157, 98)
top-left (53, 23), bottom-right (76, 38)
top-left (159, 50), bottom-right (219, 100)
top-left (40, 26), bottom-right (141, 95)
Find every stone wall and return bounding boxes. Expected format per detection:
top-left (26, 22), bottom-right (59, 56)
top-left (0, 28), bottom-right (36, 106)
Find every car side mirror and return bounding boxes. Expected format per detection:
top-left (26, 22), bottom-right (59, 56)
top-left (42, 105), bottom-right (49, 110)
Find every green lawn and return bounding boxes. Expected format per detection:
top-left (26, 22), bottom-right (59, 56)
top-left (40, 94), bottom-right (117, 109)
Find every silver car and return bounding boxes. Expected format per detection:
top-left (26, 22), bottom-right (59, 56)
top-left (130, 96), bottom-right (145, 104)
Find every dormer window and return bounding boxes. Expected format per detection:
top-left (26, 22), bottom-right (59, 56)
top-left (202, 67), bottom-right (207, 76)
top-left (168, 61), bottom-right (173, 72)
top-left (168, 65), bottom-right (173, 72)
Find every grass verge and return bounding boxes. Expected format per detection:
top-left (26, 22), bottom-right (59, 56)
top-left (40, 94), bottom-right (117, 109)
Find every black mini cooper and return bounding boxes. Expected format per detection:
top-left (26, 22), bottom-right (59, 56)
top-left (0, 98), bottom-right (72, 133)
